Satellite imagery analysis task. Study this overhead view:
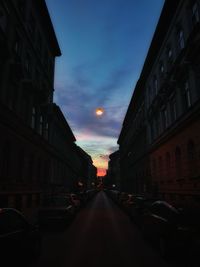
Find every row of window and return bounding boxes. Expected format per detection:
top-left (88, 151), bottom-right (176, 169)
top-left (151, 140), bottom-right (199, 180)
top-left (0, 1), bottom-right (54, 83)
top-left (13, 31), bottom-right (54, 83)
top-left (0, 143), bottom-right (48, 183)
top-left (31, 107), bottom-right (49, 139)
top-left (4, 86), bottom-right (50, 141)
top-left (0, 140), bottom-right (70, 186)
top-left (0, 193), bottom-right (41, 210)
top-left (147, 1), bottom-right (199, 106)
top-left (149, 79), bottom-right (193, 142)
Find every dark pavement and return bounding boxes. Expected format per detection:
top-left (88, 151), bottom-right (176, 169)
top-left (32, 191), bottom-right (171, 267)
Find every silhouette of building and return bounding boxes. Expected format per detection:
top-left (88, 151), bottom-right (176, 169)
top-left (106, 151), bottom-right (120, 190)
top-left (0, 0), bottom-right (96, 220)
top-left (75, 146), bottom-right (97, 191)
top-left (118, 80), bottom-right (148, 195)
top-left (118, 0), bottom-right (200, 208)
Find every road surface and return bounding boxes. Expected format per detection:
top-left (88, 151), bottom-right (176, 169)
top-left (31, 190), bottom-right (172, 267)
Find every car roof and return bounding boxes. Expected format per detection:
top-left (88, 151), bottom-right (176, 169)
top-left (152, 200), bottom-right (179, 212)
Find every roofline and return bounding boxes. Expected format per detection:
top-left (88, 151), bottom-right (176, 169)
top-left (118, 0), bottom-right (181, 144)
top-left (53, 104), bottom-right (76, 142)
top-left (40, 0), bottom-right (61, 56)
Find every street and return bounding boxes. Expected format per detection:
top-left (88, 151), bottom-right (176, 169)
top-left (31, 191), bottom-right (172, 267)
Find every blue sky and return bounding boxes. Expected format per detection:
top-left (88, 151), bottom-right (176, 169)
top-left (45, 0), bottom-right (164, 175)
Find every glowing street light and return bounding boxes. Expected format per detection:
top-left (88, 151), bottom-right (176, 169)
top-left (95, 107), bottom-right (104, 116)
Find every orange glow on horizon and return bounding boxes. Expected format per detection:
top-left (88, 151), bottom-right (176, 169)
top-left (97, 168), bottom-right (106, 177)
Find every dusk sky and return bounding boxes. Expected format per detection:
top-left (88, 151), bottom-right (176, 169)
top-left (45, 0), bottom-right (164, 176)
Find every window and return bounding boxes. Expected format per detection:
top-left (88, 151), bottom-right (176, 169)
top-left (35, 69), bottom-right (40, 89)
top-left (153, 76), bottom-right (158, 95)
top-left (148, 86), bottom-right (152, 105)
top-left (31, 107), bottom-right (36, 129)
top-left (7, 85), bottom-right (18, 111)
top-left (159, 62), bottom-right (165, 76)
top-left (170, 95), bottom-right (177, 123)
top-left (166, 152), bottom-right (171, 178)
top-left (187, 140), bottom-right (195, 160)
top-left (0, 5), bottom-right (7, 32)
top-left (13, 33), bottom-right (21, 61)
top-left (184, 81), bottom-right (192, 108)
top-left (192, 2), bottom-right (199, 25)
top-left (175, 146), bottom-right (182, 177)
top-left (166, 45), bottom-right (173, 69)
top-left (17, 148), bottom-right (25, 182)
top-left (37, 159), bottom-right (41, 182)
top-left (159, 156), bottom-right (163, 178)
top-left (28, 154), bottom-right (34, 182)
top-left (150, 120), bottom-right (155, 141)
top-left (152, 159), bottom-right (157, 179)
top-left (37, 32), bottom-right (42, 53)
top-left (167, 47), bottom-right (173, 60)
top-left (14, 40), bottom-right (20, 55)
top-left (39, 115), bottom-right (43, 135)
top-left (1, 141), bottom-right (10, 181)
top-left (155, 114), bottom-right (161, 137)
top-left (44, 122), bottom-right (49, 140)
top-left (187, 140), bottom-right (197, 177)
top-left (161, 107), bottom-right (168, 130)
top-left (25, 54), bottom-right (31, 75)
top-left (177, 28), bottom-right (185, 51)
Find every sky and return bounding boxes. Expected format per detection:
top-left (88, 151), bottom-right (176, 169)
top-left (45, 0), bottom-right (164, 176)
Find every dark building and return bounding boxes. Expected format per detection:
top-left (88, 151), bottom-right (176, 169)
top-left (75, 146), bottom-right (97, 191)
top-left (118, 80), bottom-right (148, 194)
top-left (0, 0), bottom-right (95, 221)
top-left (106, 150), bottom-right (120, 190)
top-left (47, 104), bottom-right (84, 195)
top-left (118, 0), bottom-right (200, 208)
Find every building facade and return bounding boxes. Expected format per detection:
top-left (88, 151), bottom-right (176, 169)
top-left (75, 146), bottom-right (97, 191)
top-left (118, 80), bottom-right (148, 194)
top-left (0, 0), bottom-right (95, 221)
top-left (118, 0), bottom-right (200, 208)
top-left (106, 150), bottom-right (120, 190)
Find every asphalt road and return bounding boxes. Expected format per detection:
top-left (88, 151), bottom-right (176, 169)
top-left (31, 190), bottom-right (171, 267)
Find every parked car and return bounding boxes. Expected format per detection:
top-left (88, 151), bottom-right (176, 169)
top-left (65, 193), bottom-right (81, 211)
top-left (77, 191), bottom-right (88, 207)
top-left (0, 208), bottom-right (41, 264)
top-left (141, 200), bottom-right (200, 258)
top-left (125, 197), bottom-right (158, 225)
top-left (38, 196), bottom-right (75, 229)
top-left (118, 192), bottom-right (129, 206)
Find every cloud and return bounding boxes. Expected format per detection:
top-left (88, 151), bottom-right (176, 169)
top-left (54, 62), bottom-right (133, 141)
